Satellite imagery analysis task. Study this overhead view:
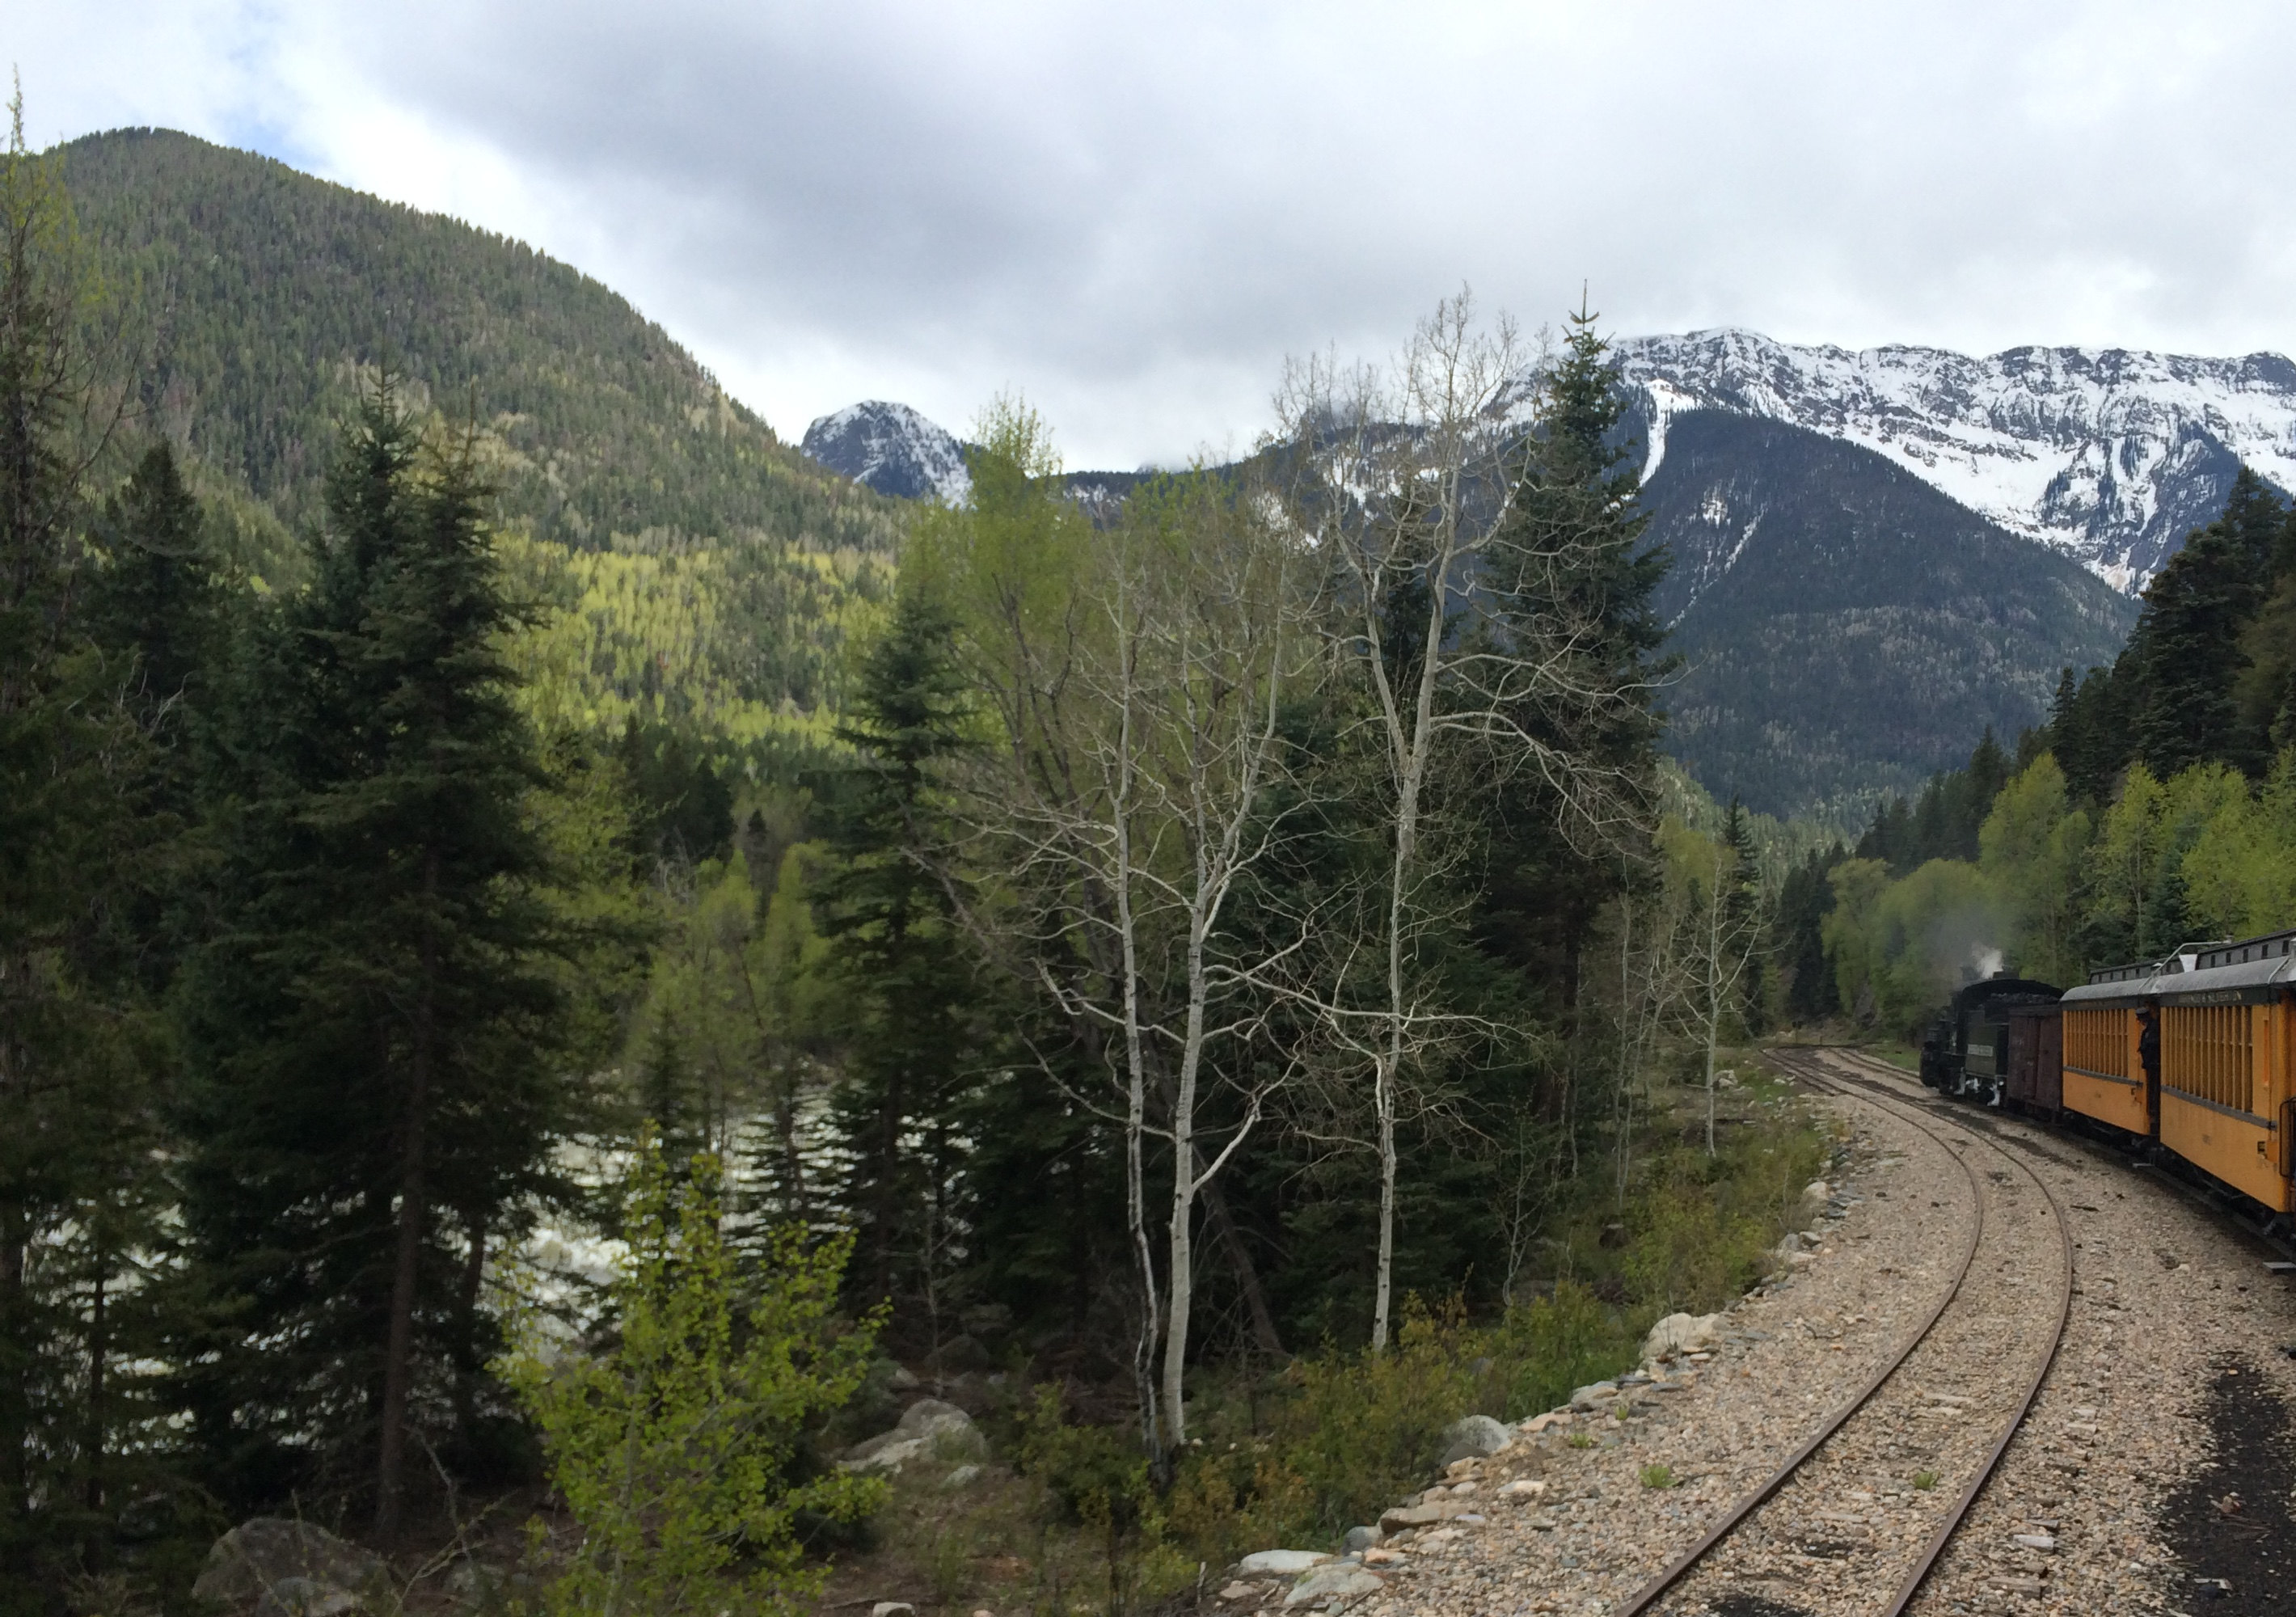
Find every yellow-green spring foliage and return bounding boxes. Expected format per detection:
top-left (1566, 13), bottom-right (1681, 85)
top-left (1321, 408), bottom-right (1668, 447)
top-left (504, 1131), bottom-right (885, 1617)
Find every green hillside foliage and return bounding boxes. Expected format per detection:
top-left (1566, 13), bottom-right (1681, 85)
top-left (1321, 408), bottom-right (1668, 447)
top-left (58, 127), bottom-right (903, 757)
top-left (500, 530), bottom-right (892, 752)
top-left (1795, 471), bottom-right (2296, 1031)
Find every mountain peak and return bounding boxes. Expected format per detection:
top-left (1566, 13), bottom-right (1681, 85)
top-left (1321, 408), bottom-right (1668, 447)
top-left (801, 401), bottom-right (970, 502)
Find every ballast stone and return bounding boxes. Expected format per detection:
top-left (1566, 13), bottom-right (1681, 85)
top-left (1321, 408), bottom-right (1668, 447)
top-left (1285, 1564), bottom-right (1385, 1606)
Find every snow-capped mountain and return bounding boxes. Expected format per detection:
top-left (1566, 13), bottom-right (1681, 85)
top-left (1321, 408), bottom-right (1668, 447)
top-left (1610, 331), bottom-right (2296, 591)
top-left (800, 401), bottom-right (970, 501)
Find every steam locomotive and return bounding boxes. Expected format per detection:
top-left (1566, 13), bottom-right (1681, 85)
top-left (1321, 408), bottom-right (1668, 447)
top-left (1918, 972), bottom-right (2064, 1104)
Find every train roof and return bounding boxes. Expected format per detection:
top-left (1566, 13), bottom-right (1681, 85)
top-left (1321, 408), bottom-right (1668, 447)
top-left (2195, 928), bottom-right (2296, 970)
top-left (2159, 932), bottom-right (2296, 1003)
top-left (2064, 957), bottom-right (2176, 1005)
top-left (2065, 932), bottom-right (2296, 1007)
top-left (1952, 975), bottom-right (2060, 1006)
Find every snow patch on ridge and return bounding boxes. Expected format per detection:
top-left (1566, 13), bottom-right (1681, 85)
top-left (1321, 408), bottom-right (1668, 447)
top-left (801, 400), bottom-right (971, 502)
top-left (1606, 330), bottom-right (2296, 590)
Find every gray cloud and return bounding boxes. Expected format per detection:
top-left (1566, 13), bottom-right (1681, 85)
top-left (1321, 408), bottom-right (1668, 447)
top-left (19, 1), bottom-right (2296, 467)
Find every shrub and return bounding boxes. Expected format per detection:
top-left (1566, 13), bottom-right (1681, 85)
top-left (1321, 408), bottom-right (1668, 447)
top-left (1015, 1387), bottom-right (1193, 1615)
top-left (1260, 1297), bottom-right (1481, 1535)
top-left (502, 1129), bottom-right (887, 1617)
top-left (1489, 1279), bottom-right (1637, 1421)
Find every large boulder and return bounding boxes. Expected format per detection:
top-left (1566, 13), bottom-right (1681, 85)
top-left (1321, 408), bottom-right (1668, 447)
top-left (1640, 1311), bottom-right (1725, 1362)
top-left (193, 1519), bottom-right (389, 1612)
top-left (1437, 1413), bottom-right (1512, 1467)
top-left (838, 1396), bottom-right (987, 1472)
top-left (255, 1580), bottom-right (364, 1617)
top-left (1238, 1550), bottom-right (1331, 1576)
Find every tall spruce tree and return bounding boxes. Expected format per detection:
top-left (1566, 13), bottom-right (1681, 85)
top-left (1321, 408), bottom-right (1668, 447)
top-left (1475, 302), bottom-right (1670, 1128)
top-left (2134, 468), bottom-right (2283, 778)
top-left (177, 378), bottom-right (564, 1537)
top-left (815, 588), bottom-right (974, 1324)
top-left (0, 94), bottom-right (167, 1598)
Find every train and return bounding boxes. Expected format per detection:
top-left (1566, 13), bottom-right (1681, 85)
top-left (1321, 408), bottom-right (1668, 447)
top-left (1915, 927), bottom-right (2296, 1221)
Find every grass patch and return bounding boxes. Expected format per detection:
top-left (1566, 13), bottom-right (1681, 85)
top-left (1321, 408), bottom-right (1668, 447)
top-left (1911, 1470), bottom-right (1939, 1490)
top-left (1639, 1463), bottom-right (1676, 1489)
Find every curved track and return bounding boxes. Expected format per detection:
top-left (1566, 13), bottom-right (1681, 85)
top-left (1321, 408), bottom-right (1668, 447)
top-left (1612, 1047), bottom-right (2074, 1616)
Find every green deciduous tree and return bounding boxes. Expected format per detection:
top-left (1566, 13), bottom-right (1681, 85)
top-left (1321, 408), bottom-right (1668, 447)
top-left (1977, 754), bottom-right (2091, 985)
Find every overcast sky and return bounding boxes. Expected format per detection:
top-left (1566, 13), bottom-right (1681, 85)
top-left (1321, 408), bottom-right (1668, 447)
top-left (15, 2), bottom-right (2296, 468)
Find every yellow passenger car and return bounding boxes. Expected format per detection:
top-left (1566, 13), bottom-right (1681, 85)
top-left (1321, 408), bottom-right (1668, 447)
top-left (2155, 931), bottom-right (2296, 1213)
top-left (2059, 960), bottom-right (2161, 1139)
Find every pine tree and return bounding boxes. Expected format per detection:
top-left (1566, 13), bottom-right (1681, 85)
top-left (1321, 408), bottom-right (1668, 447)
top-left (0, 91), bottom-right (170, 1598)
top-left (815, 587), bottom-right (976, 1325)
top-left (1777, 844), bottom-right (1846, 1022)
top-left (1476, 302), bottom-right (1673, 1125)
top-left (177, 378), bottom-right (566, 1536)
top-left (2134, 468), bottom-right (2283, 778)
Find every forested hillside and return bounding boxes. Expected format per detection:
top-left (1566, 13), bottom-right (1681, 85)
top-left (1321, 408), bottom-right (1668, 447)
top-left (1644, 411), bottom-right (2135, 824)
top-left (61, 128), bottom-right (901, 753)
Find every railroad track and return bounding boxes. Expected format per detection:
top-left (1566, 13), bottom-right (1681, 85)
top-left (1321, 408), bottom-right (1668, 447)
top-left (1613, 1047), bottom-right (2074, 1616)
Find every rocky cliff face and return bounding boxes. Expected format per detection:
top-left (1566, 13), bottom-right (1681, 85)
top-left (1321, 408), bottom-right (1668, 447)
top-left (1610, 330), bottom-right (2296, 590)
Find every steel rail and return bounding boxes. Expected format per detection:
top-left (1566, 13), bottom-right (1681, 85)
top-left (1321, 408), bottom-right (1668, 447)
top-left (1607, 1049), bottom-right (1989, 1615)
top-left (1797, 1050), bottom-right (2076, 1615)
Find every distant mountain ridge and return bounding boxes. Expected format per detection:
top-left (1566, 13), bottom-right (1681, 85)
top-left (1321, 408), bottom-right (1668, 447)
top-left (1612, 329), bottom-right (2296, 591)
top-left (1644, 411), bottom-right (2135, 819)
top-left (799, 402), bottom-right (1159, 514)
top-left (810, 327), bottom-right (2296, 597)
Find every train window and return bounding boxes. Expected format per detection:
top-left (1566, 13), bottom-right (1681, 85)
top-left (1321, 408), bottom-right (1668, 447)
top-left (2065, 1008), bottom-right (2128, 1079)
top-left (2164, 1003), bottom-right (2257, 1116)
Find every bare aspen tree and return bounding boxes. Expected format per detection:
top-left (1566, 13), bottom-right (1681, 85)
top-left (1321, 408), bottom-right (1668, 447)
top-left (1117, 472), bottom-right (1319, 1450)
top-left (1609, 880), bottom-right (1685, 1201)
top-left (916, 407), bottom-right (1319, 1459)
top-left (1661, 821), bottom-right (1766, 1155)
top-left (1268, 293), bottom-right (1652, 1349)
